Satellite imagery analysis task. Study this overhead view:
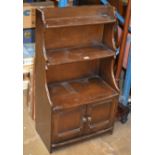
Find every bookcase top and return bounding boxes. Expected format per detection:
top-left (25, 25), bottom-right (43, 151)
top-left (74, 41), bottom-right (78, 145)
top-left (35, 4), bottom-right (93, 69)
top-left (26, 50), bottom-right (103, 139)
top-left (37, 5), bottom-right (116, 28)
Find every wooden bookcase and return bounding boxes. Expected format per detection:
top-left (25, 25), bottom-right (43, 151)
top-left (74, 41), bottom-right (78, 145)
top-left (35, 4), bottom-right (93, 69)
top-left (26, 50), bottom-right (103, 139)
top-left (35, 5), bottom-right (119, 152)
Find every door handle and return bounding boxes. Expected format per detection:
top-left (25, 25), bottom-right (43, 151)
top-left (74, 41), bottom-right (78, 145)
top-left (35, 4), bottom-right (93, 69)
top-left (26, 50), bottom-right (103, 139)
top-left (87, 116), bottom-right (92, 129)
top-left (88, 116), bottom-right (92, 122)
top-left (82, 117), bottom-right (87, 123)
top-left (82, 116), bottom-right (92, 123)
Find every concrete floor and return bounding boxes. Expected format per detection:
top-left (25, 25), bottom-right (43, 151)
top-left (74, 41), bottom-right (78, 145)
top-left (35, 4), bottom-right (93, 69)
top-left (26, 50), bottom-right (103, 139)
top-left (23, 92), bottom-right (131, 155)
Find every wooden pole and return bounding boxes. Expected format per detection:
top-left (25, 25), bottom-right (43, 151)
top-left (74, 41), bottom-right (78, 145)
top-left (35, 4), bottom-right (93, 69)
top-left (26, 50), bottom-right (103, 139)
top-left (115, 0), bottom-right (131, 84)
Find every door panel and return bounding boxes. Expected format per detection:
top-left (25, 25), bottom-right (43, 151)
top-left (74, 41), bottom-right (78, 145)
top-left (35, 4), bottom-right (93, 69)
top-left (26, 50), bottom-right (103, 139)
top-left (87, 99), bottom-right (116, 133)
top-left (52, 106), bottom-right (86, 143)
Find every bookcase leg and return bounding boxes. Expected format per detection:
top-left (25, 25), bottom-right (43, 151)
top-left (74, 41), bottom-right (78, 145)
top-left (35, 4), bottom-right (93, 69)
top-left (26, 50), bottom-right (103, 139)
top-left (109, 128), bottom-right (114, 135)
top-left (50, 147), bottom-right (53, 153)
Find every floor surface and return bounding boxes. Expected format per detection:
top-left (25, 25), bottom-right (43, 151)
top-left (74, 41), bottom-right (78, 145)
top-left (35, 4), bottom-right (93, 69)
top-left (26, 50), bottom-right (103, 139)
top-left (23, 91), bottom-right (131, 155)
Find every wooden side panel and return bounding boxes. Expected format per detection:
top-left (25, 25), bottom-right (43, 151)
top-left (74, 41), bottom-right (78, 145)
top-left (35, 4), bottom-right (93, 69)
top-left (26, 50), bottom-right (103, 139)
top-left (47, 60), bottom-right (100, 84)
top-left (35, 10), bottom-right (52, 152)
top-left (45, 25), bottom-right (103, 49)
top-left (52, 106), bottom-right (86, 143)
top-left (86, 98), bottom-right (117, 133)
top-left (103, 23), bottom-right (116, 51)
top-left (99, 57), bottom-right (119, 92)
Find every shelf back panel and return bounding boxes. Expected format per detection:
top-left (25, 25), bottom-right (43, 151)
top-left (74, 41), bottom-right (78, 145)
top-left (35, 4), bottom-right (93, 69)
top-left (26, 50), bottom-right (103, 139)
top-left (41, 5), bottom-right (115, 21)
top-left (45, 24), bottom-right (104, 50)
top-left (46, 59), bottom-right (100, 84)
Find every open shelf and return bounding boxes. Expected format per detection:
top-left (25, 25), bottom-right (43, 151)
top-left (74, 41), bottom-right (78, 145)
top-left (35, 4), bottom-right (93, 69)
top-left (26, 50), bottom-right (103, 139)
top-left (46, 43), bottom-right (115, 65)
top-left (40, 5), bottom-right (116, 28)
top-left (48, 75), bottom-right (118, 110)
top-left (45, 15), bottom-right (115, 28)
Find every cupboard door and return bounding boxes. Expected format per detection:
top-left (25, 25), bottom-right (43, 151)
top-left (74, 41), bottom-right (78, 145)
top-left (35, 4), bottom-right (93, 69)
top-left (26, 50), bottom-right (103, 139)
top-left (52, 106), bottom-right (86, 143)
top-left (86, 99), bottom-right (117, 133)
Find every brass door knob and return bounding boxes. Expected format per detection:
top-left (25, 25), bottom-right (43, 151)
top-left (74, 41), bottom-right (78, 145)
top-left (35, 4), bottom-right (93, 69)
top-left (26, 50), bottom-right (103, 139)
top-left (82, 117), bottom-right (87, 123)
top-left (88, 116), bottom-right (92, 122)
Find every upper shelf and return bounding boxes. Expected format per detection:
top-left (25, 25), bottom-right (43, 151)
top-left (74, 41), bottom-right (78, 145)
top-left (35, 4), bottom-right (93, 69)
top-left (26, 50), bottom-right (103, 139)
top-left (46, 43), bottom-right (115, 65)
top-left (45, 15), bottom-right (115, 28)
top-left (38, 5), bottom-right (116, 28)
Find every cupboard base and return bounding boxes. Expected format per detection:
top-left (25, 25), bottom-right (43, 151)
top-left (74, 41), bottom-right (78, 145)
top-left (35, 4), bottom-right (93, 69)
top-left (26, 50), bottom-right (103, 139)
top-left (51, 127), bottom-right (113, 151)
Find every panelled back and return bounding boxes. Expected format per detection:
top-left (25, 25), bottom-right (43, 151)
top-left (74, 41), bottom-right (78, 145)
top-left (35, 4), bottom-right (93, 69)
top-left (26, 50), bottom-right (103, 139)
top-left (46, 59), bottom-right (100, 84)
top-left (45, 25), bottom-right (104, 50)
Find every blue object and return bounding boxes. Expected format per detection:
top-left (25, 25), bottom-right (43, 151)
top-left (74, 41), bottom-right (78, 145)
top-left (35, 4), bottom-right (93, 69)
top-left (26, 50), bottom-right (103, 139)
top-left (26, 0), bottom-right (34, 2)
top-left (23, 10), bottom-right (31, 16)
top-left (23, 43), bottom-right (35, 58)
top-left (116, 12), bottom-right (131, 33)
top-left (115, 11), bottom-right (125, 25)
top-left (73, 0), bottom-right (78, 5)
top-left (116, 48), bottom-right (120, 56)
top-left (58, 0), bottom-right (68, 7)
top-left (100, 0), bottom-right (109, 5)
top-left (119, 48), bottom-right (131, 106)
top-left (23, 28), bottom-right (35, 43)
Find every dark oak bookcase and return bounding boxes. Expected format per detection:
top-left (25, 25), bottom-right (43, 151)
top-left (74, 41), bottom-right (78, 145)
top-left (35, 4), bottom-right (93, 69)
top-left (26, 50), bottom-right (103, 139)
top-left (35, 5), bottom-right (119, 152)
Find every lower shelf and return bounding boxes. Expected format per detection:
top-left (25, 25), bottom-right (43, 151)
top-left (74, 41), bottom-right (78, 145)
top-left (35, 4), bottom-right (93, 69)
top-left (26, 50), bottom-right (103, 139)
top-left (48, 75), bottom-right (118, 110)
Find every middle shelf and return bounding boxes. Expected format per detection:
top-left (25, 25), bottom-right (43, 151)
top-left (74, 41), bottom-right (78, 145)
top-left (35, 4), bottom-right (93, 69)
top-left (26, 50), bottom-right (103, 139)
top-left (46, 43), bottom-right (115, 65)
top-left (48, 75), bottom-right (118, 110)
